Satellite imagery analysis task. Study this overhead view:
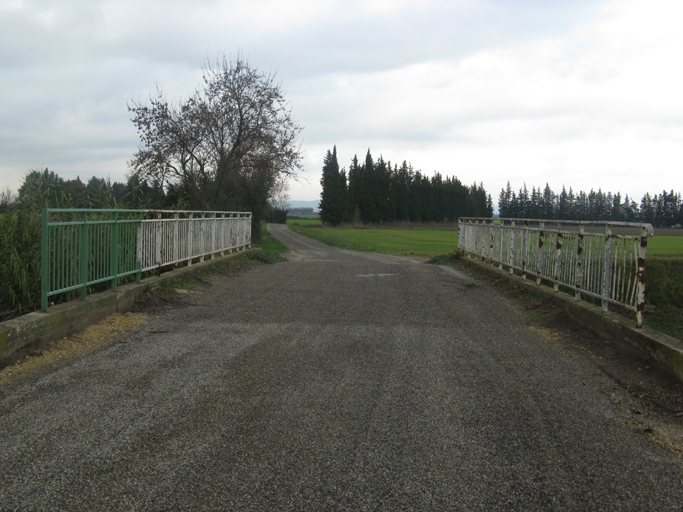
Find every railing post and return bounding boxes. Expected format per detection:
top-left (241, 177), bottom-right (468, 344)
top-left (636, 225), bottom-right (648, 328)
top-left (211, 212), bottom-right (217, 259)
top-left (221, 213), bottom-right (226, 257)
top-left (155, 211), bottom-right (162, 268)
top-left (188, 212), bottom-right (194, 267)
top-left (200, 212), bottom-right (206, 262)
top-left (508, 220), bottom-right (515, 274)
top-left (602, 224), bottom-right (613, 313)
top-left (498, 222), bottom-right (504, 271)
top-left (489, 222), bottom-right (494, 265)
top-left (173, 212), bottom-right (179, 270)
top-left (536, 222), bottom-right (544, 285)
top-left (41, 209), bottom-right (49, 312)
top-left (522, 221), bottom-right (529, 279)
top-left (575, 223), bottom-right (584, 301)
top-left (136, 211), bottom-right (142, 283)
top-left (79, 211), bottom-right (88, 301)
top-left (110, 211), bottom-right (118, 291)
top-left (479, 219), bottom-right (486, 262)
top-left (247, 213), bottom-right (252, 248)
top-left (554, 224), bottom-right (563, 292)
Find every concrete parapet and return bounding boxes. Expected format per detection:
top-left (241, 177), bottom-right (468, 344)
top-left (0, 250), bottom-right (250, 367)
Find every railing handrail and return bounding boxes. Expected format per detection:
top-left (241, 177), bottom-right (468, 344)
top-left (41, 209), bottom-right (251, 313)
top-left (43, 208), bottom-right (145, 213)
top-left (458, 216), bottom-right (653, 327)
top-left (142, 210), bottom-right (252, 215)
top-left (460, 217), bottom-right (654, 236)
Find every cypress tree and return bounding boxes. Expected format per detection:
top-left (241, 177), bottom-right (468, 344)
top-left (319, 146), bottom-right (346, 226)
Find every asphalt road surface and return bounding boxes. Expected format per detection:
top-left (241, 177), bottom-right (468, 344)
top-left (1, 224), bottom-right (682, 511)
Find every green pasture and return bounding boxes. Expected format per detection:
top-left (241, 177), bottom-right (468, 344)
top-left (648, 236), bottom-right (683, 255)
top-left (288, 225), bottom-right (459, 256)
top-left (287, 218), bottom-right (681, 256)
top-left (287, 218), bottom-right (322, 227)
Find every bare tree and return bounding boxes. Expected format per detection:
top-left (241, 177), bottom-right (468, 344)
top-left (128, 54), bottom-right (303, 238)
top-left (0, 186), bottom-right (16, 211)
top-left (269, 177), bottom-right (290, 211)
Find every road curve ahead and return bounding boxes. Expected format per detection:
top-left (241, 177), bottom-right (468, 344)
top-left (1, 224), bottom-right (682, 511)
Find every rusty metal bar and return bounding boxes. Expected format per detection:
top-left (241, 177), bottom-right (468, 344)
top-left (636, 225), bottom-right (648, 328)
top-left (522, 221), bottom-right (529, 280)
top-left (575, 223), bottom-right (584, 301)
top-left (554, 227), bottom-right (563, 293)
top-left (536, 222), bottom-right (544, 285)
top-left (457, 217), bottom-right (654, 326)
top-left (498, 224), bottom-right (504, 270)
top-left (488, 224), bottom-right (494, 265)
top-left (509, 220), bottom-right (515, 275)
top-left (602, 224), bottom-right (613, 313)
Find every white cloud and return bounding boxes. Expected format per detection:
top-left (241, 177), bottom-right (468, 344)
top-left (287, 0), bottom-right (683, 201)
top-left (2, 0), bottom-right (680, 207)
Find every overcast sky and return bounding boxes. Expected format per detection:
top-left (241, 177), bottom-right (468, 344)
top-left (1, 0), bottom-right (681, 204)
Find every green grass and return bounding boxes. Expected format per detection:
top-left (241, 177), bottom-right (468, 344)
top-left (644, 306), bottom-right (683, 341)
top-left (648, 236), bottom-right (683, 255)
top-left (256, 222), bottom-right (289, 254)
top-left (646, 256), bottom-right (683, 308)
top-left (289, 225), bottom-right (459, 256)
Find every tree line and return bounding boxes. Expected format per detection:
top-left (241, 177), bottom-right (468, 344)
top-left (319, 147), bottom-right (493, 226)
top-left (498, 182), bottom-right (683, 228)
top-left (9, 168), bottom-right (164, 211)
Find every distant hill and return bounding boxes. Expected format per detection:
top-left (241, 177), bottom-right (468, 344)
top-left (287, 200), bottom-right (319, 210)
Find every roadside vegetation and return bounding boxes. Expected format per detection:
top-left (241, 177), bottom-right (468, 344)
top-left (246, 223), bottom-right (288, 264)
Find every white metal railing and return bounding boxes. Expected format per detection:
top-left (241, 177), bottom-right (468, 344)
top-left (458, 218), bottom-right (654, 327)
top-left (137, 210), bottom-right (252, 272)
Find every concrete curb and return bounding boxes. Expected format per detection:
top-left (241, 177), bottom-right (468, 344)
top-left (464, 256), bottom-right (683, 384)
top-left (0, 249), bottom-right (251, 367)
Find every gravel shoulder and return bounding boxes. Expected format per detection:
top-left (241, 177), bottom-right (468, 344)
top-left (0, 224), bottom-right (682, 511)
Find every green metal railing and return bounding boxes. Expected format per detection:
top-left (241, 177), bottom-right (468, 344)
top-left (41, 209), bottom-right (143, 312)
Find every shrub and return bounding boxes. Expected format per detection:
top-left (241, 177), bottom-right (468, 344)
top-left (0, 210), bottom-right (41, 320)
top-left (247, 250), bottom-right (287, 264)
top-left (426, 251), bottom-right (464, 265)
top-left (646, 256), bottom-right (683, 309)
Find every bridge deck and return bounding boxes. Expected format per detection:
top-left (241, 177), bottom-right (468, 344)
top-left (1, 224), bottom-right (681, 510)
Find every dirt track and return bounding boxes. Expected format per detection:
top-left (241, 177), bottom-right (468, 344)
top-left (0, 224), bottom-right (682, 511)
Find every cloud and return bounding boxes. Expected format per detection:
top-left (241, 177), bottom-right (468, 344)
top-left (1, 0), bottom-right (680, 206)
top-left (287, 0), bottom-right (683, 201)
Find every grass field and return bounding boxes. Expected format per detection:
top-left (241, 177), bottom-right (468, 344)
top-left (287, 218), bottom-right (322, 227)
top-left (288, 219), bottom-right (683, 255)
top-left (648, 236), bottom-right (683, 255)
top-left (288, 224), bottom-right (458, 256)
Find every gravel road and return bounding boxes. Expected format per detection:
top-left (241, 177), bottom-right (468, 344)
top-left (1, 224), bottom-right (682, 511)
